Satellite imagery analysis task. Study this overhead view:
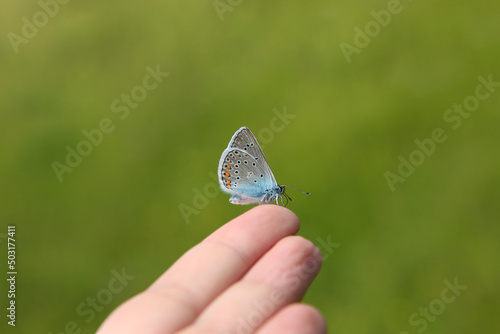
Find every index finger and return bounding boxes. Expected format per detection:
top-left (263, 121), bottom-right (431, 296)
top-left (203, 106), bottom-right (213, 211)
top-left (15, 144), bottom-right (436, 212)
top-left (98, 205), bottom-right (300, 334)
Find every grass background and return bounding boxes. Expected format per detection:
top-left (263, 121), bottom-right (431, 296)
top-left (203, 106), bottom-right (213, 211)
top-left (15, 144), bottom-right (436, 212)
top-left (1, 0), bottom-right (499, 333)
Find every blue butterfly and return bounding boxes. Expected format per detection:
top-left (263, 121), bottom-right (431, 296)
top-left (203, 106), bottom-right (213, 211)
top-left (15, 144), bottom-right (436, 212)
top-left (218, 126), bottom-right (309, 206)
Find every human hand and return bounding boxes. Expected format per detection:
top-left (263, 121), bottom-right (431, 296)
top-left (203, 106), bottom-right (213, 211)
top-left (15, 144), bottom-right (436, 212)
top-left (98, 205), bottom-right (326, 334)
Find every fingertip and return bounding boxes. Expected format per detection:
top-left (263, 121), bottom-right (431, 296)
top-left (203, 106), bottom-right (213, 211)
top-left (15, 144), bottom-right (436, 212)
top-left (246, 235), bottom-right (322, 289)
top-left (248, 204), bottom-right (300, 233)
top-left (287, 304), bottom-right (327, 334)
top-left (292, 304), bottom-right (327, 331)
top-left (257, 303), bottom-right (327, 334)
top-left (283, 236), bottom-right (323, 270)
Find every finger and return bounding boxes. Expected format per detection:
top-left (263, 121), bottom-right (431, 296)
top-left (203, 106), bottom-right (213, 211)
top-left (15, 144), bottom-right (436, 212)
top-left (98, 205), bottom-right (299, 334)
top-left (256, 303), bottom-right (327, 334)
top-left (180, 235), bottom-right (322, 334)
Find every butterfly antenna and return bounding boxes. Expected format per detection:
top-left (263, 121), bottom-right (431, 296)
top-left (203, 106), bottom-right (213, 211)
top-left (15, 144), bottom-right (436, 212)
top-left (282, 185), bottom-right (311, 196)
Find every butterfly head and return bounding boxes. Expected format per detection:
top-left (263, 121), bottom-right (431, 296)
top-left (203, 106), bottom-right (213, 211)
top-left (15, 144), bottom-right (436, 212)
top-left (266, 184), bottom-right (310, 207)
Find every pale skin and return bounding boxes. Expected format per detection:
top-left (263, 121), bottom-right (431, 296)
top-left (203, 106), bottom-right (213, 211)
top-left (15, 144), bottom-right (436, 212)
top-left (98, 205), bottom-right (326, 334)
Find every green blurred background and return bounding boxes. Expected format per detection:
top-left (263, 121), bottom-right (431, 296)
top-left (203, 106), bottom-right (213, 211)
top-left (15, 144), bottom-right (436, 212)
top-left (1, 0), bottom-right (499, 333)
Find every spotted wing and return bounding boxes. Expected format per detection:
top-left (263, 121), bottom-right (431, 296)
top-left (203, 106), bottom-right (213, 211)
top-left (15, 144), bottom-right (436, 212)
top-left (218, 148), bottom-right (276, 201)
top-left (226, 127), bottom-right (276, 182)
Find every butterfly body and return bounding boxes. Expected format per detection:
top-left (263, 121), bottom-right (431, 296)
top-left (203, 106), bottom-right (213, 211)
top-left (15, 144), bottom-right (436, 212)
top-left (218, 127), bottom-right (291, 205)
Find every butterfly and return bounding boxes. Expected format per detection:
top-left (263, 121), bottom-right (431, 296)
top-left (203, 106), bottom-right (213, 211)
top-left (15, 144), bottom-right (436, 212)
top-left (218, 126), bottom-right (310, 206)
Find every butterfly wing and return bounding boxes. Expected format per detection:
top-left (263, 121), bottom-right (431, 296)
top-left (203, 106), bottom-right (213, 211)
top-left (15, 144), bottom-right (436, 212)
top-left (218, 127), bottom-right (284, 205)
top-left (226, 127), bottom-right (277, 184)
top-left (218, 148), bottom-right (277, 204)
